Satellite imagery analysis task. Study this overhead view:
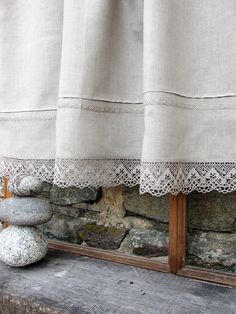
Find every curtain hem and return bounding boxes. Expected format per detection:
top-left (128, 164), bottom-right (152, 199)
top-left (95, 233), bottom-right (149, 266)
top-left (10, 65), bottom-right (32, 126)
top-left (1, 157), bottom-right (236, 196)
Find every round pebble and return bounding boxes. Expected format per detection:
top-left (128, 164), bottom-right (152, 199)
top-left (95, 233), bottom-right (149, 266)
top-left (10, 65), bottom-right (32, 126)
top-left (0, 226), bottom-right (48, 267)
top-left (0, 197), bottom-right (53, 225)
top-left (8, 174), bottom-right (43, 196)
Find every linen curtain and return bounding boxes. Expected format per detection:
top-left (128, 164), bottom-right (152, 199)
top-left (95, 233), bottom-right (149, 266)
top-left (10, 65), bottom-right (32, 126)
top-left (1, 0), bottom-right (236, 196)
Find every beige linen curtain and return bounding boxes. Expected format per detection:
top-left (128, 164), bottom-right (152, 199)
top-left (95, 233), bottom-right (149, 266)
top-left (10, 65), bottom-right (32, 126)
top-left (1, 0), bottom-right (236, 196)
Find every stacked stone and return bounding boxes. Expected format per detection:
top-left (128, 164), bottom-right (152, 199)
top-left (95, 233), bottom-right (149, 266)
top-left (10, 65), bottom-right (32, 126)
top-left (0, 175), bottom-right (52, 267)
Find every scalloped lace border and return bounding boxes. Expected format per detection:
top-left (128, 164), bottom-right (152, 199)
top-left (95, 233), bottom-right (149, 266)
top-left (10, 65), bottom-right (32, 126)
top-left (1, 157), bottom-right (236, 196)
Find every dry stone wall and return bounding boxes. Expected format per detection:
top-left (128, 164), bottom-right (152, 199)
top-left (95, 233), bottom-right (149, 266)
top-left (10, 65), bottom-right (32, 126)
top-left (1, 176), bottom-right (235, 272)
top-left (39, 183), bottom-right (236, 273)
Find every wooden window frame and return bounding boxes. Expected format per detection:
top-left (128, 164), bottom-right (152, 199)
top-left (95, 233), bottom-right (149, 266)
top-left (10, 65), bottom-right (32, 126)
top-left (3, 178), bottom-right (236, 287)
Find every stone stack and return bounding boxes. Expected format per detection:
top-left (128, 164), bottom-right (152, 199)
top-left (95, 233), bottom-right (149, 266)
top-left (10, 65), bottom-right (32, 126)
top-left (0, 175), bottom-right (52, 267)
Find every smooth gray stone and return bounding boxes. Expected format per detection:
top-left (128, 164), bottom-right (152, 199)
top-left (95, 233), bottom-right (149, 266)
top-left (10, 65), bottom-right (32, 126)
top-left (8, 175), bottom-right (43, 196)
top-left (0, 197), bottom-right (52, 225)
top-left (0, 226), bottom-right (48, 267)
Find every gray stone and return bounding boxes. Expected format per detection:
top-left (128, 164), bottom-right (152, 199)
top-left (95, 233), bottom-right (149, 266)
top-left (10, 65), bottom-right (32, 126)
top-left (123, 216), bottom-right (168, 232)
top-left (41, 183), bottom-right (101, 205)
top-left (78, 224), bottom-right (128, 250)
top-left (188, 191), bottom-right (236, 231)
top-left (86, 202), bottom-right (102, 212)
top-left (128, 229), bottom-right (169, 257)
top-left (0, 177), bottom-right (3, 198)
top-left (8, 175), bottom-right (43, 196)
top-left (123, 216), bottom-right (158, 229)
top-left (118, 234), bottom-right (133, 255)
top-left (51, 204), bottom-right (99, 220)
top-left (0, 226), bottom-right (48, 266)
top-left (187, 231), bottom-right (236, 268)
top-left (41, 214), bottom-right (83, 244)
top-left (0, 197), bottom-right (52, 225)
top-left (41, 204), bottom-right (101, 244)
top-left (231, 265), bottom-right (236, 273)
top-left (124, 186), bottom-right (169, 222)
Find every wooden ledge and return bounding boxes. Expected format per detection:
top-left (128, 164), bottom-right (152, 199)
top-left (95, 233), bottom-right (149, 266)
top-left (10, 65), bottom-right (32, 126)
top-left (48, 240), bottom-right (169, 273)
top-left (178, 266), bottom-right (236, 288)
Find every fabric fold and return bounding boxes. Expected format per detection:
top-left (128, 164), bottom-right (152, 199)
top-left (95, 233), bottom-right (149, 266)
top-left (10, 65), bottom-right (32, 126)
top-left (1, 0), bottom-right (236, 196)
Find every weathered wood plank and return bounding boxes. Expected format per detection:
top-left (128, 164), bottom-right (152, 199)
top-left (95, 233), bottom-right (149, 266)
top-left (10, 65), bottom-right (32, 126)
top-left (0, 250), bottom-right (235, 314)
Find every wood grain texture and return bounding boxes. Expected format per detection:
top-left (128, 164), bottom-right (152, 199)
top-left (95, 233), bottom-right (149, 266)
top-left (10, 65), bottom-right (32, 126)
top-left (0, 249), bottom-right (236, 314)
top-left (168, 193), bottom-right (187, 273)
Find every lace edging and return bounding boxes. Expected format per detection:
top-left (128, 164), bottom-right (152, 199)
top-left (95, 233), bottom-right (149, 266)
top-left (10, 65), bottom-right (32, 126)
top-left (139, 162), bottom-right (236, 195)
top-left (0, 158), bottom-right (55, 184)
top-left (1, 157), bottom-right (236, 196)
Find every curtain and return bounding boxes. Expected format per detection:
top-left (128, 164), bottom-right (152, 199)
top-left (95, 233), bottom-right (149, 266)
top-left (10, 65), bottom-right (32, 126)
top-left (1, 0), bottom-right (236, 196)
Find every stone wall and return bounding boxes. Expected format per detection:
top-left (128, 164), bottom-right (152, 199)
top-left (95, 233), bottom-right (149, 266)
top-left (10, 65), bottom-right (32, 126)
top-left (187, 192), bottom-right (236, 272)
top-left (0, 177), bottom-right (3, 198)
top-left (39, 184), bottom-right (236, 272)
top-left (39, 185), bottom-right (169, 261)
top-left (1, 176), bottom-right (235, 272)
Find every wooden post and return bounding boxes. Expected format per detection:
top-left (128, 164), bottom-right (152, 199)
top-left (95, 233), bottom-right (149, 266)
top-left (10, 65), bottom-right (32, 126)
top-left (4, 177), bottom-right (13, 199)
top-left (168, 193), bottom-right (187, 273)
top-left (2, 177), bottom-right (12, 228)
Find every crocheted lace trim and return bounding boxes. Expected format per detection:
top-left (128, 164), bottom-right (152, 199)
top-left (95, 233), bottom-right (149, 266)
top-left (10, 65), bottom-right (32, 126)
top-left (1, 158), bottom-right (236, 196)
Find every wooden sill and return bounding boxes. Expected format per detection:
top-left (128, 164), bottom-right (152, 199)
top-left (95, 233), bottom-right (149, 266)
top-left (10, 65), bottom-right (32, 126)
top-left (178, 266), bottom-right (236, 288)
top-left (48, 240), bottom-right (169, 273)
